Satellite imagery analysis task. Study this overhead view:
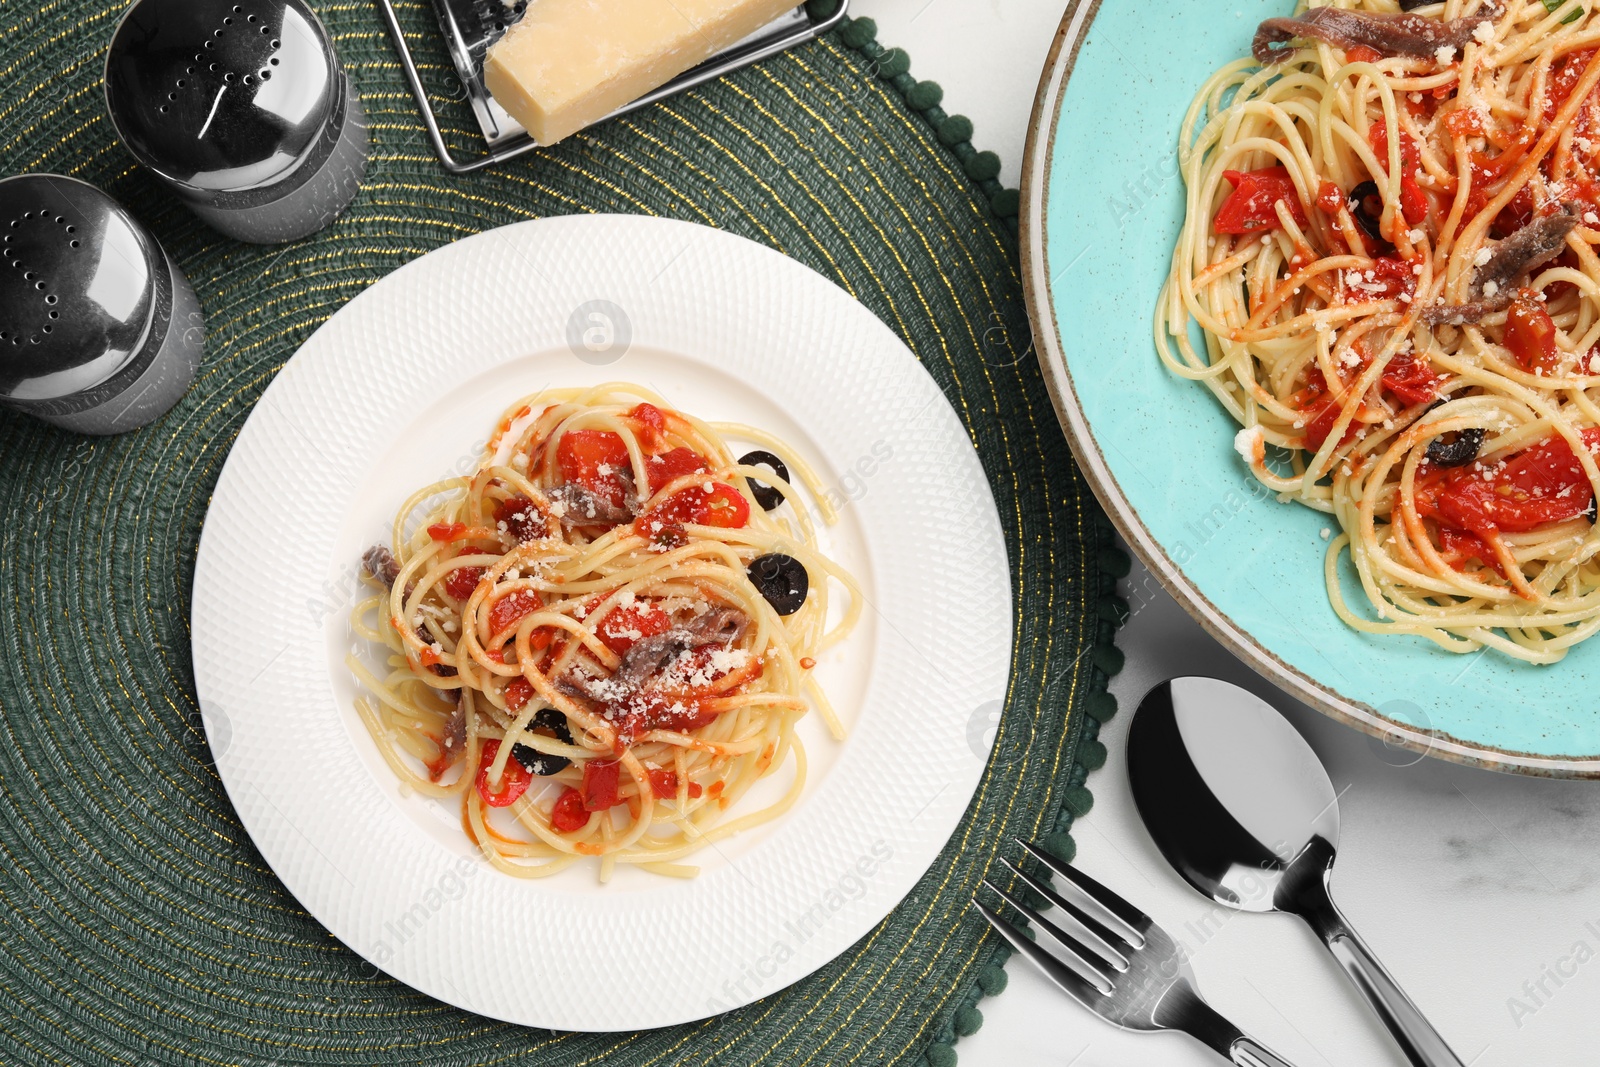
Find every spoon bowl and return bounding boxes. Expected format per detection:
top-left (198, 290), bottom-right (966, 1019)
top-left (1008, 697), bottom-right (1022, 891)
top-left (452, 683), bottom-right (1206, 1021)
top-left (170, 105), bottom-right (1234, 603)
top-left (1128, 676), bottom-right (1339, 914)
top-left (1128, 677), bottom-right (1464, 1067)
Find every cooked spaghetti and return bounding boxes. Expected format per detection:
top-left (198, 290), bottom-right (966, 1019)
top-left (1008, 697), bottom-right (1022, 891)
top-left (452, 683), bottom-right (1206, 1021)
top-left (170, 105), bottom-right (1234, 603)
top-left (347, 385), bottom-right (859, 879)
top-left (1158, 0), bottom-right (1600, 662)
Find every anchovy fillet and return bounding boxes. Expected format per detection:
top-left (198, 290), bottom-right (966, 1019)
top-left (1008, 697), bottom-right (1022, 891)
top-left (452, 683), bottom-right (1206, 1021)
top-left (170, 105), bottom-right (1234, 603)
top-left (1255, 8), bottom-right (1491, 65)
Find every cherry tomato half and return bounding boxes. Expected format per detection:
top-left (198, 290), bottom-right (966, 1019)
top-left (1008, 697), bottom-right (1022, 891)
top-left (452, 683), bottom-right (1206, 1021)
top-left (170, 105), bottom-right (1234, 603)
top-left (476, 740), bottom-right (531, 808)
top-left (581, 759), bottom-right (622, 812)
top-left (1422, 428), bottom-right (1600, 534)
top-left (488, 589), bottom-right (545, 636)
top-left (444, 566), bottom-right (484, 600)
top-left (557, 430), bottom-right (631, 507)
top-left (550, 788), bottom-right (590, 833)
top-left (1505, 291), bottom-right (1562, 375)
top-left (645, 447), bottom-right (709, 494)
top-left (596, 602), bottom-right (672, 654)
top-left (1214, 167), bottom-right (1308, 234)
top-left (647, 768), bottom-right (703, 800)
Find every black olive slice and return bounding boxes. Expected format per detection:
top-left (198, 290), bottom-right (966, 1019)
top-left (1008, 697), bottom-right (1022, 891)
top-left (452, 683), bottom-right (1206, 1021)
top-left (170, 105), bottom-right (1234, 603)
top-left (1425, 427), bottom-right (1486, 468)
top-left (748, 553), bottom-right (809, 616)
top-left (512, 707), bottom-right (574, 776)
top-left (737, 450), bottom-right (791, 511)
top-left (1398, 0), bottom-right (1433, 9)
top-left (1347, 180), bottom-right (1386, 243)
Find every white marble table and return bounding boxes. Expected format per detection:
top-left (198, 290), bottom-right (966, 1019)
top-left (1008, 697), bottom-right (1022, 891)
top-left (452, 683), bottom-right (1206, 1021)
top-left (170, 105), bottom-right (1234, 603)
top-left (854, 1), bottom-right (1600, 1062)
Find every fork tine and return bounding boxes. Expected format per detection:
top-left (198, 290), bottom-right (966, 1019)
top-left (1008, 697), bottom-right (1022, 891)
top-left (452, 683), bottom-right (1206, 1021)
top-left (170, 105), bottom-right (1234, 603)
top-left (981, 879), bottom-right (1116, 995)
top-left (999, 858), bottom-right (1130, 970)
top-left (1017, 839), bottom-right (1148, 948)
top-left (969, 898), bottom-right (1108, 1006)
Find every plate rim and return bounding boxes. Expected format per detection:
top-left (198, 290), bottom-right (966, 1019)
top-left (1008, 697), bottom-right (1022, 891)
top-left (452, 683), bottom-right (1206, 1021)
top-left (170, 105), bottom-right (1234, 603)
top-left (1018, 0), bottom-right (1600, 779)
top-left (189, 213), bottom-right (1016, 1028)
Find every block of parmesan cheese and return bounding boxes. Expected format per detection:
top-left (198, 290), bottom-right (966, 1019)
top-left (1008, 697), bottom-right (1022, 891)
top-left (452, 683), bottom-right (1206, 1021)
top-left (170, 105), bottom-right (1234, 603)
top-left (484, 0), bottom-right (797, 146)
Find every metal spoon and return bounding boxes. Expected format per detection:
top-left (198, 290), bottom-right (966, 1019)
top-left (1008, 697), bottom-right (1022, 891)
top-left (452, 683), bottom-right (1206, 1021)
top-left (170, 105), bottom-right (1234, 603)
top-left (1127, 676), bottom-right (1464, 1067)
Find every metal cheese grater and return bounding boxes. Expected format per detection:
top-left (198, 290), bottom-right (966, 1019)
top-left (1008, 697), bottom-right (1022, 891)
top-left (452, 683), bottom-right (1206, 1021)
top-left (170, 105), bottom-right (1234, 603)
top-left (374, 0), bottom-right (850, 173)
top-left (0, 174), bottom-right (204, 435)
top-left (104, 0), bottom-right (369, 244)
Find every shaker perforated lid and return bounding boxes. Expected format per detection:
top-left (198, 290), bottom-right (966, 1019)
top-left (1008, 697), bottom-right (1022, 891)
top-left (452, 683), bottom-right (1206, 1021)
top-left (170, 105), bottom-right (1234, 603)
top-left (104, 0), bottom-right (341, 195)
top-left (0, 174), bottom-right (164, 407)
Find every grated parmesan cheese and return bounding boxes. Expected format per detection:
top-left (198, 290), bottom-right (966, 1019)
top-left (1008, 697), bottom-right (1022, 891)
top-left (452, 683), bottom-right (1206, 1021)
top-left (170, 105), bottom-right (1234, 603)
top-left (1233, 425), bottom-right (1263, 466)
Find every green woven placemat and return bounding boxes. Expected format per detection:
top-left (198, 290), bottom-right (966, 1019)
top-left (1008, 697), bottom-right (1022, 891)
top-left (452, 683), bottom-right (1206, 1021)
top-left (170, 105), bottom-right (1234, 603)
top-left (0, 6), bottom-right (1127, 1065)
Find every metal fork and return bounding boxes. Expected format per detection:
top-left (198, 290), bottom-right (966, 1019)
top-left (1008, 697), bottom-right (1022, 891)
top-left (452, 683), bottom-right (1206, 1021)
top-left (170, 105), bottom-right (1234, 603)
top-left (973, 840), bottom-right (1297, 1067)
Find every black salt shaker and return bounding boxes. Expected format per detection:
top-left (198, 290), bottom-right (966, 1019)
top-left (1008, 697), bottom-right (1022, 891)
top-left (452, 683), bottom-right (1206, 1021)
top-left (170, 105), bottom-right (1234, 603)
top-left (0, 174), bottom-right (204, 434)
top-left (104, 0), bottom-right (369, 244)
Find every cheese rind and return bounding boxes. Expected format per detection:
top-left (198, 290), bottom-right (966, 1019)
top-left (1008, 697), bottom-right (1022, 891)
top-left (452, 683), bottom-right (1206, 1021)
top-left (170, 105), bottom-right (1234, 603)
top-left (484, 0), bottom-right (797, 146)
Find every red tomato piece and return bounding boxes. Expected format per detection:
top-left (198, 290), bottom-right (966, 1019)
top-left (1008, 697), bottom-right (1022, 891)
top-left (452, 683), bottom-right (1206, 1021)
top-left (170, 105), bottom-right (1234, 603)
top-left (1381, 354), bottom-right (1442, 406)
top-left (629, 403), bottom-right (669, 452)
top-left (1426, 429), bottom-right (1600, 534)
top-left (1368, 124), bottom-right (1427, 225)
top-left (1343, 256), bottom-right (1418, 303)
top-left (653, 703), bottom-right (719, 733)
top-left (476, 740), bottom-right (531, 808)
top-left (1345, 44), bottom-right (1382, 64)
top-left (641, 482), bottom-right (750, 529)
top-left (1544, 48), bottom-right (1597, 124)
top-left (504, 676), bottom-right (533, 712)
top-left (557, 430), bottom-right (631, 507)
top-left (1443, 108), bottom-right (1485, 139)
top-left (1496, 184), bottom-right (1538, 238)
top-left (699, 483), bottom-right (750, 528)
top-left (495, 495), bottom-right (547, 542)
top-left (550, 788), bottom-right (590, 833)
top-left (444, 566), bottom-right (484, 600)
top-left (1399, 174), bottom-right (1428, 226)
top-left (646, 768), bottom-right (703, 800)
top-left (1464, 168), bottom-right (1547, 238)
top-left (1214, 167), bottom-right (1309, 234)
top-left (488, 589), bottom-right (545, 635)
top-left (1316, 180), bottom-right (1345, 216)
top-left (615, 696), bottom-right (718, 741)
top-left (1304, 400), bottom-right (1353, 451)
top-left (645, 447), bottom-right (709, 494)
top-left (1437, 527), bottom-right (1503, 578)
top-left (1370, 122), bottom-right (1420, 169)
top-left (428, 522), bottom-right (467, 542)
top-left (596, 602), bottom-right (672, 654)
top-left (581, 759), bottom-right (622, 811)
top-left (1505, 291), bottom-right (1562, 375)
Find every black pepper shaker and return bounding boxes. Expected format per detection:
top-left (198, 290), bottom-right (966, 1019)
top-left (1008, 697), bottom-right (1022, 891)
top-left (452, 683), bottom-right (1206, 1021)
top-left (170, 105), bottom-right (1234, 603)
top-left (104, 0), bottom-right (369, 244)
top-left (0, 174), bottom-right (204, 435)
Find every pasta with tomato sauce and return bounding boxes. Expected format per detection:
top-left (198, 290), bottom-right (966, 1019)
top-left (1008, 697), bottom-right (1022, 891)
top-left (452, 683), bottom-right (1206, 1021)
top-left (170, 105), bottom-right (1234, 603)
top-left (1159, 0), bottom-right (1600, 662)
top-left (347, 384), bottom-right (860, 879)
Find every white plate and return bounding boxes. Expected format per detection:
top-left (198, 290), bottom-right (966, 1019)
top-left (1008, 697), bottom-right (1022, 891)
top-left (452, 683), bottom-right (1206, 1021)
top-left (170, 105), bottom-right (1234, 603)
top-left (190, 215), bottom-right (1012, 1031)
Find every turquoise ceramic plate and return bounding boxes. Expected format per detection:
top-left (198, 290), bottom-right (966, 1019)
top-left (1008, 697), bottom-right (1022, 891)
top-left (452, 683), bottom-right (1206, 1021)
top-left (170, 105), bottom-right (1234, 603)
top-left (1021, 1), bottom-right (1600, 777)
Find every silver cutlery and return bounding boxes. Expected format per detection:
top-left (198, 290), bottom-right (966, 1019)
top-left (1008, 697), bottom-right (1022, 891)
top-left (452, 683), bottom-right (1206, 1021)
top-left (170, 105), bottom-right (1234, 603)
top-left (1128, 676), bottom-right (1464, 1067)
top-left (973, 838), bottom-right (1296, 1067)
